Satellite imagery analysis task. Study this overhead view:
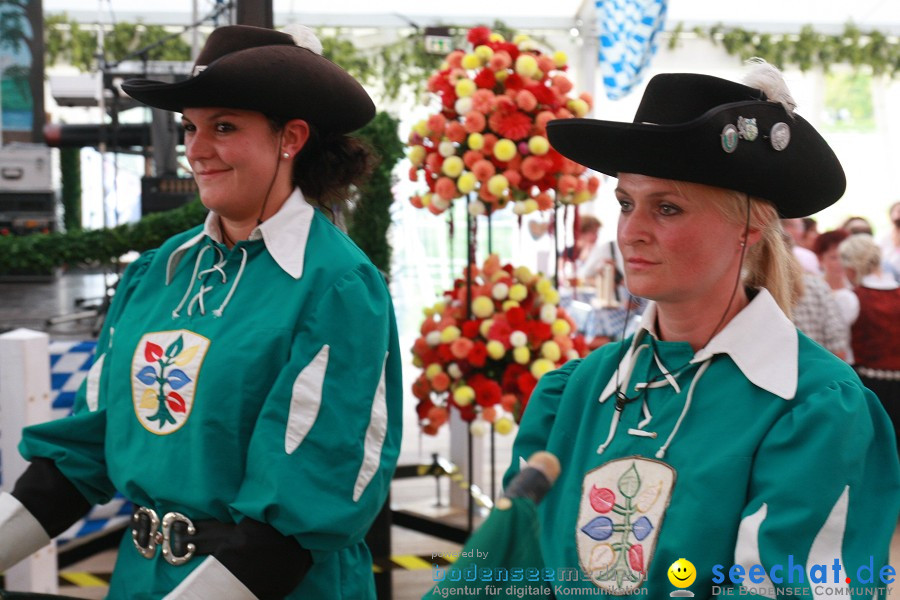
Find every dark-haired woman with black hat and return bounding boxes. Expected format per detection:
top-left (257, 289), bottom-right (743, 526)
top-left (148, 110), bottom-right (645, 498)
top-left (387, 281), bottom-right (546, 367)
top-left (0, 25), bottom-right (402, 599)
top-left (503, 61), bottom-right (899, 598)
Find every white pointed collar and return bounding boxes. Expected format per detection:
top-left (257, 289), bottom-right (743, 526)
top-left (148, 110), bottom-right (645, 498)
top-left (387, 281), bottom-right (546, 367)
top-left (599, 288), bottom-right (798, 402)
top-left (166, 188), bottom-right (314, 283)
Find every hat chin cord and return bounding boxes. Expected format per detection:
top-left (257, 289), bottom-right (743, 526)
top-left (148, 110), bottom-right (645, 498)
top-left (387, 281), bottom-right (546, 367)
top-left (611, 194), bottom-right (752, 412)
top-left (255, 133), bottom-right (287, 226)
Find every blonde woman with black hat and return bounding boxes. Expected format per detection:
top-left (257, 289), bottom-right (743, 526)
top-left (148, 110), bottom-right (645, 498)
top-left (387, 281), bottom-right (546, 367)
top-left (503, 61), bottom-right (899, 597)
top-left (0, 25), bottom-right (402, 599)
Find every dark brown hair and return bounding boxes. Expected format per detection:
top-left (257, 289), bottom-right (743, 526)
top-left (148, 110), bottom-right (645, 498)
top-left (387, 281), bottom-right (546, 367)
top-left (269, 117), bottom-right (377, 218)
top-left (812, 228), bottom-right (849, 258)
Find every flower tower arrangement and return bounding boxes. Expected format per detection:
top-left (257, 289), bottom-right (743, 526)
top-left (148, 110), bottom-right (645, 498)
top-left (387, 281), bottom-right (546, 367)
top-left (407, 26), bottom-right (601, 217)
top-left (412, 254), bottom-right (589, 436)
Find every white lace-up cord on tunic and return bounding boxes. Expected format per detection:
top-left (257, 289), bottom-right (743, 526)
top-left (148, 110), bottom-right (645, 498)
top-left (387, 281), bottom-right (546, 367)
top-left (597, 336), bottom-right (714, 459)
top-left (172, 244), bottom-right (248, 318)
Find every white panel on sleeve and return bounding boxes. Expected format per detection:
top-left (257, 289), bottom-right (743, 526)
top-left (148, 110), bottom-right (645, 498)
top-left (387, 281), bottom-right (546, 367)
top-left (162, 555), bottom-right (257, 600)
top-left (353, 353), bottom-right (389, 502)
top-left (85, 353), bottom-right (105, 412)
top-left (808, 486), bottom-right (850, 600)
top-left (0, 492), bottom-right (52, 571)
top-left (734, 502), bottom-right (775, 598)
top-left (285, 344), bottom-right (329, 455)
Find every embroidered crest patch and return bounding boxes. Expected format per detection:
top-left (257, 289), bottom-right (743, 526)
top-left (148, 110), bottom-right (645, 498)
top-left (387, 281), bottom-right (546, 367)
top-left (576, 456), bottom-right (676, 594)
top-left (131, 330), bottom-right (210, 435)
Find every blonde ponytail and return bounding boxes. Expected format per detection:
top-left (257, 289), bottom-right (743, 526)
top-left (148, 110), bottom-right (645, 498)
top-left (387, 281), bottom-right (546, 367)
top-left (721, 193), bottom-right (802, 316)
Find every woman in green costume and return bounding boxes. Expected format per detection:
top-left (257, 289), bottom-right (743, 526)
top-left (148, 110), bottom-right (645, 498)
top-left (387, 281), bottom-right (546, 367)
top-left (503, 61), bottom-right (900, 598)
top-left (0, 25), bottom-right (402, 599)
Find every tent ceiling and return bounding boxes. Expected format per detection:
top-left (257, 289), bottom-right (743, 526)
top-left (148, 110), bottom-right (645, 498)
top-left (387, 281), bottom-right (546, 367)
top-left (42, 0), bottom-right (900, 34)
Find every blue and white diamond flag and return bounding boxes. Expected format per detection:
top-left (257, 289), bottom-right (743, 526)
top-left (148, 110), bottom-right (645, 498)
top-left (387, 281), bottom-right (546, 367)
top-left (597, 0), bottom-right (668, 100)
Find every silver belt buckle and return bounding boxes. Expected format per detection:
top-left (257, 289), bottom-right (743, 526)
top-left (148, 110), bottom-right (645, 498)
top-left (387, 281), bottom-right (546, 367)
top-left (132, 507), bottom-right (197, 565)
top-left (161, 511), bottom-right (196, 566)
top-left (131, 506), bottom-right (160, 559)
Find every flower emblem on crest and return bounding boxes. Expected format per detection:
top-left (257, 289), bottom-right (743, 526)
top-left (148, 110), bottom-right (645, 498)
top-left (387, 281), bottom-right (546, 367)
top-left (131, 330), bottom-right (210, 434)
top-left (576, 457), bottom-right (675, 594)
top-left (737, 117), bottom-right (758, 142)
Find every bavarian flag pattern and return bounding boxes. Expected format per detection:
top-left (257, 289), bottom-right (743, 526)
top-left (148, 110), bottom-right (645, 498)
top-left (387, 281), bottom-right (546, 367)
top-left (577, 456), bottom-right (675, 594)
top-left (597, 0), bottom-right (668, 100)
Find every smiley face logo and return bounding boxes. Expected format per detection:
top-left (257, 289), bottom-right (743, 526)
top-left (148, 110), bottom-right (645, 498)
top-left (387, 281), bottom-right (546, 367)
top-left (668, 558), bottom-right (696, 588)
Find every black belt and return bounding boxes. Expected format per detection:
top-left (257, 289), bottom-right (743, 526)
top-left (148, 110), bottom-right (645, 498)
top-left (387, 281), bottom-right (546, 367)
top-left (131, 506), bottom-right (237, 566)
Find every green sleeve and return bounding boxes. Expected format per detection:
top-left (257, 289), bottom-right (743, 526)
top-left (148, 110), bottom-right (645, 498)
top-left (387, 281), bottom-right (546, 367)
top-left (715, 379), bottom-right (900, 598)
top-left (229, 263), bottom-right (403, 555)
top-left (18, 251), bottom-right (156, 505)
top-left (502, 359), bottom-right (580, 490)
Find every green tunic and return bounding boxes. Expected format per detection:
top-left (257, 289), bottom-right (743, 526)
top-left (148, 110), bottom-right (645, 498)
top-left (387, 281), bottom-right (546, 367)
top-left (19, 190), bottom-right (403, 599)
top-left (504, 289), bottom-right (899, 598)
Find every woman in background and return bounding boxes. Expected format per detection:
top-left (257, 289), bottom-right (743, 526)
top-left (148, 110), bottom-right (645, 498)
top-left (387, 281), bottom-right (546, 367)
top-left (839, 233), bottom-right (900, 450)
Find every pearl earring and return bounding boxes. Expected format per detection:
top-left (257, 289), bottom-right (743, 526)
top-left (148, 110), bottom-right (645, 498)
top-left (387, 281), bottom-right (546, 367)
top-left (283, 152), bottom-right (290, 159)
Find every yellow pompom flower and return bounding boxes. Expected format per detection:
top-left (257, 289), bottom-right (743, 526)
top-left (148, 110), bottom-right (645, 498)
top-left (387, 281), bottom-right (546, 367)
top-left (457, 172), bottom-right (477, 194)
top-left (489, 33), bottom-right (505, 42)
top-left (513, 346), bottom-right (531, 365)
top-left (495, 70), bottom-right (509, 82)
top-left (425, 363), bottom-right (444, 380)
top-left (455, 78), bottom-right (477, 98)
top-left (413, 120), bottom-right (429, 137)
top-left (501, 300), bottom-right (520, 311)
top-left (553, 50), bottom-right (568, 67)
top-left (542, 288), bottom-right (560, 305)
top-left (527, 136), bottom-right (550, 156)
top-left (567, 98), bottom-right (590, 117)
top-left (574, 190), bottom-right (593, 204)
top-left (486, 340), bottom-right (506, 360)
top-left (515, 55), bottom-right (539, 78)
top-left (514, 266), bottom-right (535, 284)
top-left (541, 341), bottom-right (562, 362)
top-left (524, 199), bottom-right (539, 214)
top-left (508, 283), bottom-right (528, 302)
top-left (474, 45), bottom-right (494, 62)
top-left (513, 33), bottom-right (530, 45)
top-left (495, 416), bottom-right (515, 435)
top-left (412, 356), bottom-right (423, 368)
top-left (493, 139), bottom-right (517, 162)
top-left (472, 295), bottom-right (495, 319)
top-left (453, 386), bottom-right (476, 406)
top-left (535, 278), bottom-right (553, 295)
top-left (468, 132), bottom-right (485, 150)
top-left (442, 156), bottom-right (464, 178)
top-left (409, 144), bottom-right (427, 165)
top-left (480, 319), bottom-right (494, 338)
top-left (440, 325), bottom-right (461, 344)
top-left (551, 319), bottom-right (572, 336)
top-left (530, 358), bottom-right (556, 380)
top-left (421, 193), bottom-right (432, 207)
top-left (487, 174), bottom-right (509, 196)
top-left (461, 53), bottom-right (481, 70)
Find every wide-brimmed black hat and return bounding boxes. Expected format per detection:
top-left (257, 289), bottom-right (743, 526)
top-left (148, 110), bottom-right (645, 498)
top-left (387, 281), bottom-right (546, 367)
top-left (547, 72), bottom-right (845, 217)
top-left (121, 25), bottom-right (375, 134)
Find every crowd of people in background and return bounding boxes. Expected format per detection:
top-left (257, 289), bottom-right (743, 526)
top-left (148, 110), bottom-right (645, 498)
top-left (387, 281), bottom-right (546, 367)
top-left (561, 201), bottom-right (900, 448)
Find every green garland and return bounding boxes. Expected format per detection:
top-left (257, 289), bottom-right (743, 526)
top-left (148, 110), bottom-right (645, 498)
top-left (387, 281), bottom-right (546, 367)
top-left (0, 198), bottom-right (208, 276)
top-left (347, 112), bottom-right (405, 278)
top-left (669, 23), bottom-right (900, 76)
top-left (0, 111), bottom-right (404, 277)
top-left (60, 147), bottom-right (82, 232)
